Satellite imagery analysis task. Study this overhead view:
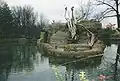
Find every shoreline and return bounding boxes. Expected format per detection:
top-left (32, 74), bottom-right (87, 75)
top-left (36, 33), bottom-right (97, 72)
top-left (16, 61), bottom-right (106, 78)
top-left (38, 42), bottom-right (105, 59)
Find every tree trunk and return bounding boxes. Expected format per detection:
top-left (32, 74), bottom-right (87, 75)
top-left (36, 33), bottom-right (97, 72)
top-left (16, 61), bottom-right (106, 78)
top-left (77, 24), bottom-right (98, 48)
top-left (67, 20), bottom-right (76, 40)
top-left (87, 33), bottom-right (97, 49)
top-left (65, 7), bottom-right (77, 41)
top-left (64, 7), bottom-right (98, 48)
top-left (116, 0), bottom-right (120, 28)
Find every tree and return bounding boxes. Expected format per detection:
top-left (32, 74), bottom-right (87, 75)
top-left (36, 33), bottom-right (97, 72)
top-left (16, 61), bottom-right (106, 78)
top-left (11, 5), bottom-right (37, 37)
top-left (37, 13), bottom-right (49, 30)
top-left (64, 7), bottom-right (77, 41)
top-left (114, 44), bottom-right (120, 80)
top-left (95, 0), bottom-right (120, 28)
top-left (75, 0), bottom-right (95, 21)
top-left (64, 7), bottom-right (98, 48)
top-left (0, 0), bottom-right (13, 36)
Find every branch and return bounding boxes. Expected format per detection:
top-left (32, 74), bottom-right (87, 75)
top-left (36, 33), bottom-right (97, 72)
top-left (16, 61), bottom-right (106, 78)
top-left (101, 9), bottom-right (115, 19)
top-left (76, 14), bottom-right (85, 22)
top-left (98, 14), bottom-right (120, 21)
top-left (96, 0), bottom-right (117, 12)
top-left (103, 8), bottom-right (115, 15)
top-left (76, 24), bottom-right (93, 35)
top-left (64, 7), bottom-right (69, 21)
top-left (103, 15), bottom-right (117, 18)
top-left (94, 7), bottom-right (116, 21)
top-left (118, 0), bottom-right (120, 5)
top-left (71, 6), bottom-right (74, 20)
top-left (119, 2), bottom-right (120, 5)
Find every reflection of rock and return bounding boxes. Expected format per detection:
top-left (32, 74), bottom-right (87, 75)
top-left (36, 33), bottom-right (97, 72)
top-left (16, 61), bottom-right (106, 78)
top-left (49, 55), bottom-right (101, 70)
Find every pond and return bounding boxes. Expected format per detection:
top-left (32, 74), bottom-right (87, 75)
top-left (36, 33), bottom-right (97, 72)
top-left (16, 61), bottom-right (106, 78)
top-left (0, 40), bottom-right (120, 81)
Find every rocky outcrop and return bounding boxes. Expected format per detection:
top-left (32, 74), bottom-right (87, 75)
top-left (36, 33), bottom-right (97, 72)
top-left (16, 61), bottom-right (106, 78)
top-left (50, 31), bottom-right (68, 44)
top-left (37, 20), bottom-right (105, 59)
top-left (38, 41), bottom-right (105, 59)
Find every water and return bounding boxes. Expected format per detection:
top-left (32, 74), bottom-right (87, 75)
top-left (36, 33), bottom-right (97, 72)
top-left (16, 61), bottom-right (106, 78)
top-left (0, 40), bottom-right (120, 81)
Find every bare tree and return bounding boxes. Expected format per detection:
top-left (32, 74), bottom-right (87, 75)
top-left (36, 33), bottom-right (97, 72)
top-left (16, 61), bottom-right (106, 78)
top-left (12, 5), bottom-right (37, 35)
top-left (95, 0), bottom-right (120, 28)
top-left (64, 7), bottom-right (77, 40)
top-left (75, 0), bottom-right (95, 21)
top-left (64, 7), bottom-right (98, 48)
top-left (0, 0), bottom-right (13, 34)
top-left (0, 0), bottom-right (4, 5)
top-left (37, 13), bottom-right (49, 30)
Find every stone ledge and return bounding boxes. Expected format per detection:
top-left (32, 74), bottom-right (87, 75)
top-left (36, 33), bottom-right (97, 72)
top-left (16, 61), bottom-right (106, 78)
top-left (38, 42), bottom-right (105, 59)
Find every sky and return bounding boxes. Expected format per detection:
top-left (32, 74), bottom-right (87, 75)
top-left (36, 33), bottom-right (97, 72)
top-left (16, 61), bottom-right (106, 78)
top-left (4, 0), bottom-right (117, 27)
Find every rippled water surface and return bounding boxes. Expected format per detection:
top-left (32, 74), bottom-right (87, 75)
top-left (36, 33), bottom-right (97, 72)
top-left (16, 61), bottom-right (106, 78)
top-left (0, 40), bottom-right (120, 81)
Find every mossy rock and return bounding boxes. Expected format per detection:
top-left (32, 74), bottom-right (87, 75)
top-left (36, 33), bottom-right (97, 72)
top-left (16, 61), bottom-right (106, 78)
top-left (50, 31), bottom-right (68, 44)
top-left (39, 41), bottom-right (105, 59)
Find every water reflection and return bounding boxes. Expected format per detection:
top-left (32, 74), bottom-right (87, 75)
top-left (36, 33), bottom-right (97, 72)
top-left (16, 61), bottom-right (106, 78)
top-left (49, 54), bottom-right (102, 81)
top-left (99, 44), bottom-right (118, 70)
top-left (49, 44), bottom-right (120, 81)
top-left (0, 42), bottom-right (38, 81)
top-left (114, 44), bottom-right (120, 81)
top-left (0, 41), bottom-right (120, 81)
